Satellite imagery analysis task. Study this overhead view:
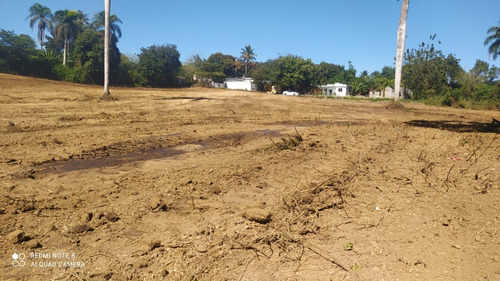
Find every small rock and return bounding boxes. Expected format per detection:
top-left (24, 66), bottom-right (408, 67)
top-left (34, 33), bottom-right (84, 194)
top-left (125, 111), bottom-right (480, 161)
top-left (70, 224), bottom-right (92, 234)
top-left (105, 212), bottom-right (119, 222)
top-left (209, 185), bottom-right (222, 195)
top-left (62, 225), bottom-right (70, 233)
top-left (138, 259), bottom-right (149, 268)
top-left (7, 230), bottom-right (25, 244)
top-left (102, 272), bottom-right (113, 280)
top-left (25, 239), bottom-right (42, 249)
top-left (161, 268), bottom-right (169, 277)
top-left (81, 212), bottom-right (93, 222)
top-left (148, 240), bottom-right (162, 251)
top-left (195, 245), bottom-right (208, 253)
top-left (150, 197), bottom-right (161, 209)
top-left (20, 204), bottom-right (36, 213)
top-left (243, 208), bottom-right (272, 224)
top-left (150, 197), bottom-right (168, 212)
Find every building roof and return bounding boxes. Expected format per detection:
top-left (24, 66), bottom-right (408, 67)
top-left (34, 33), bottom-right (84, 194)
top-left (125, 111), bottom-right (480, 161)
top-left (224, 77), bottom-right (253, 82)
top-left (320, 83), bottom-right (348, 88)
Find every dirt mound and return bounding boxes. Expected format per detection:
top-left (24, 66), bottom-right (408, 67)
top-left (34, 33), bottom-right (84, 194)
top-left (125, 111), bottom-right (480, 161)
top-left (384, 100), bottom-right (406, 110)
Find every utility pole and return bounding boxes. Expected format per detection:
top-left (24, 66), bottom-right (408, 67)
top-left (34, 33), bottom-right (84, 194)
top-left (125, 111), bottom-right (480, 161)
top-left (103, 0), bottom-right (111, 96)
top-left (394, 0), bottom-right (410, 100)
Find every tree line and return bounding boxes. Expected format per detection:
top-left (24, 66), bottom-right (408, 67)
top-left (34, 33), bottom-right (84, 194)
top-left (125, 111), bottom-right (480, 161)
top-left (401, 35), bottom-right (499, 108)
top-left (0, 3), bottom-right (499, 108)
top-left (0, 3), bottom-right (182, 87)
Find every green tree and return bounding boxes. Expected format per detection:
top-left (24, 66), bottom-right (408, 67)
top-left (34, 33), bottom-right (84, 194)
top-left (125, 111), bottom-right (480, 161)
top-left (138, 44), bottom-right (181, 87)
top-left (115, 54), bottom-right (143, 86)
top-left (247, 59), bottom-right (286, 91)
top-left (199, 52), bottom-right (235, 83)
top-left (350, 77), bottom-right (370, 95)
top-left (240, 45), bottom-right (256, 77)
top-left (92, 11), bottom-right (122, 40)
top-left (381, 66), bottom-right (395, 79)
top-left (271, 55), bottom-right (315, 93)
top-left (313, 62), bottom-right (345, 85)
top-left (370, 76), bottom-right (393, 97)
top-left (26, 3), bottom-right (53, 50)
top-left (71, 28), bottom-right (120, 84)
top-left (179, 54), bottom-right (203, 86)
top-left (232, 60), bottom-right (246, 78)
top-left (0, 29), bottom-right (36, 74)
top-left (470, 59), bottom-right (490, 82)
top-left (470, 59), bottom-right (499, 83)
top-left (402, 37), bottom-right (459, 99)
top-left (344, 61), bottom-right (357, 84)
top-left (443, 54), bottom-right (463, 88)
top-left (484, 21), bottom-right (500, 60)
top-left (0, 29), bottom-right (57, 79)
top-left (53, 10), bottom-right (84, 65)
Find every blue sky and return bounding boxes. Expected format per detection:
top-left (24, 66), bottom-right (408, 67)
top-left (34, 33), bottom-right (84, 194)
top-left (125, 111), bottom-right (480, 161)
top-left (1, 0), bottom-right (499, 73)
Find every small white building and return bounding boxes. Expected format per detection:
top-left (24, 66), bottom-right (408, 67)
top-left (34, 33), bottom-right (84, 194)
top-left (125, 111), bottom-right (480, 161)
top-left (320, 83), bottom-right (349, 97)
top-left (224, 77), bottom-right (255, 91)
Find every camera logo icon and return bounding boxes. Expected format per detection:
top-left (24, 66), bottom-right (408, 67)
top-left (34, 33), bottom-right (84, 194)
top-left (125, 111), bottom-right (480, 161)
top-left (12, 253), bottom-right (26, 267)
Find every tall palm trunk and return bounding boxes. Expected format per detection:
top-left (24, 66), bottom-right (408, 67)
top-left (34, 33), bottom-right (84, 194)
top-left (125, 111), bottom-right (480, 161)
top-left (394, 0), bottom-right (410, 100)
top-left (63, 39), bottom-right (67, 65)
top-left (38, 24), bottom-right (44, 50)
top-left (103, 0), bottom-right (111, 96)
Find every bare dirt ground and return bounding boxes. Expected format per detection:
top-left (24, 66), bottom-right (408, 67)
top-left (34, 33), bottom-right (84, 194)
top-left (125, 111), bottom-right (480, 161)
top-left (1, 73), bottom-right (500, 281)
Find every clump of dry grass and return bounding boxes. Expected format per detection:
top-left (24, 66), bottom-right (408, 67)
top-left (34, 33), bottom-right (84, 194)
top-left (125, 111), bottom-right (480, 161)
top-left (269, 128), bottom-right (303, 150)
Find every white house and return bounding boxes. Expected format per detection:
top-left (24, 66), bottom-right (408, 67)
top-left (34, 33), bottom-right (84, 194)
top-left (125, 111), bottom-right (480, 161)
top-left (224, 77), bottom-right (255, 91)
top-left (320, 83), bottom-right (349, 97)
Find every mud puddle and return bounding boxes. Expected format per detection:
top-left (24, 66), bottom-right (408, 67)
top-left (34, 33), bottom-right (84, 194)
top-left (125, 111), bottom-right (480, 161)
top-left (36, 147), bottom-right (186, 174)
top-left (34, 129), bottom-right (287, 175)
top-left (31, 121), bottom-right (350, 175)
top-left (264, 119), bottom-right (370, 127)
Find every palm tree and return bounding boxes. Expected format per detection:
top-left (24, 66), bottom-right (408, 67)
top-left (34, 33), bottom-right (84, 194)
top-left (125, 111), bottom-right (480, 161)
top-left (103, 0), bottom-right (111, 96)
top-left (394, 0), bottom-right (410, 100)
top-left (75, 10), bottom-right (90, 27)
top-left (53, 10), bottom-right (83, 65)
top-left (92, 11), bottom-right (122, 39)
top-left (240, 45), bottom-right (256, 77)
top-left (27, 3), bottom-right (53, 50)
top-left (484, 21), bottom-right (500, 60)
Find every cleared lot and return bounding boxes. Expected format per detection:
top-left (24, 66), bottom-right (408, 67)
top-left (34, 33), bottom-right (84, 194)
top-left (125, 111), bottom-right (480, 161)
top-left (1, 73), bottom-right (499, 280)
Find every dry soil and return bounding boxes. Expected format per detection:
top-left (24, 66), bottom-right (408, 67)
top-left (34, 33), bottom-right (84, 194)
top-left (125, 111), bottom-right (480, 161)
top-left (1, 73), bottom-right (500, 280)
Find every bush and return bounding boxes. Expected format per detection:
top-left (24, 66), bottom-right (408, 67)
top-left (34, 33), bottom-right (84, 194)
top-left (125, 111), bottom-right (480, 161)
top-left (138, 44), bottom-right (181, 87)
top-left (54, 65), bottom-right (78, 82)
top-left (442, 89), bottom-right (465, 107)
